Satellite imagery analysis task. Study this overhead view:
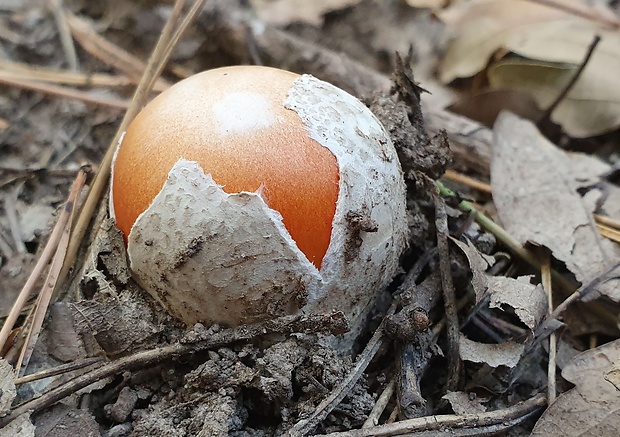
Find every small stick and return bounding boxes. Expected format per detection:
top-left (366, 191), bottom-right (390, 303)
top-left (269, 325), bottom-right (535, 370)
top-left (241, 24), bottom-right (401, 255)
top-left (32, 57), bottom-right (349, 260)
top-left (0, 58), bottom-right (169, 91)
top-left (0, 167), bottom-right (89, 353)
top-left (14, 167), bottom-right (87, 376)
top-left (48, 0), bottom-right (79, 71)
top-left (0, 76), bottom-right (129, 109)
top-left (434, 194), bottom-right (461, 391)
top-left (595, 214), bottom-right (620, 230)
top-left (597, 223), bottom-right (620, 243)
top-left (14, 357), bottom-right (103, 385)
top-left (66, 13), bottom-right (171, 89)
top-left (4, 185), bottom-right (26, 253)
top-left (319, 394), bottom-right (547, 437)
top-left (536, 35), bottom-right (601, 128)
top-left (538, 248), bottom-right (556, 403)
top-left (363, 378), bottom-right (395, 428)
top-left (443, 169), bottom-right (492, 194)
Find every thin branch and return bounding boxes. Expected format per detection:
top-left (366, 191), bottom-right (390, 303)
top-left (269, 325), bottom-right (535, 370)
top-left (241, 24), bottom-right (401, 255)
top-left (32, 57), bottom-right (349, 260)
top-left (363, 378), bottom-right (395, 428)
top-left (14, 357), bottom-right (103, 385)
top-left (538, 248), bottom-right (556, 404)
top-left (48, 0), bottom-right (79, 71)
top-left (0, 167), bottom-right (90, 353)
top-left (434, 194), bottom-right (461, 391)
top-left (319, 394), bottom-right (547, 437)
top-left (537, 35), bottom-right (601, 127)
top-left (15, 167), bottom-right (87, 376)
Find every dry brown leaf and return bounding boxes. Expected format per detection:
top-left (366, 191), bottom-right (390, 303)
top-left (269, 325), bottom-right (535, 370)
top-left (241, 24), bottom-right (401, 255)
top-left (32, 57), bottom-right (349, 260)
top-left (488, 48), bottom-right (620, 138)
top-left (491, 112), bottom-right (620, 301)
top-left (531, 339), bottom-right (620, 436)
top-left (448, 89), bottom-right (540, 128)
top-left (459, 333), bottom-right (524, 368)
top-left (438, 0), bottom-right (596, 82)
top-left (47, 303), bottom-right (86, 363)
top-left (451, 237), bottom-right (491, 303)
top-left (488, 276), bottom-right (547, 330)
top-left (250, 0), bottom-right (362, 26)
top-left (439, 0), bottom-right (620, 136)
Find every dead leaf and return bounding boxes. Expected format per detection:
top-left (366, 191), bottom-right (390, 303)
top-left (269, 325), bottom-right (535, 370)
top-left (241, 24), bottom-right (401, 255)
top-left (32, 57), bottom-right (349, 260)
top-left (531, 339), bottom-right (620, 436)
top-left (448, 89), bottom-right (541, 128)
top-left (459, 333), bottom-right (524, 368)
top-left (437, 0), bottom-right (598, 82)
top-left (47, 303), bottom-right (86, 363)
top-left (250, 0), bottom-right (362, 26)
top-left (442, 391), bottom-right (487, 415)
top-left (488, 276), bottom-right (547, 330)
top-left (451, 237), bottom-right (491, 303)
top-left (604, 359), bottom-right (620, 390)
top-left (439, 0), bottom-right (620, 136)
top-left (491, 112), bottom-right (620, 301)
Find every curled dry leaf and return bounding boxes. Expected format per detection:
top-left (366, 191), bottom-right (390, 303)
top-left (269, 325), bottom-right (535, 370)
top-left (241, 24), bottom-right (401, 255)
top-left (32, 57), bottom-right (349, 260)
top-left (438, 0), bottom-right (620, 136)
top-left (452, 238), bottom-right (546, 330)
top-left (459, 333), bottom-right (524, 368)
top-left (531, 339), bottom-right (620, 436)
top-left (450, 237), bottom-right (492, 303)
top-left (488, 276), bottom-right (547, 331)
top-left (491, 112), bottom-right (620, 301)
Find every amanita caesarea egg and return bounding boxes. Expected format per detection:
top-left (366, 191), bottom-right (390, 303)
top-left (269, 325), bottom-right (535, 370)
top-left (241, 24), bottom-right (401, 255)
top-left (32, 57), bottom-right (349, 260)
top-left (110, 65), bottom-right (408, 333)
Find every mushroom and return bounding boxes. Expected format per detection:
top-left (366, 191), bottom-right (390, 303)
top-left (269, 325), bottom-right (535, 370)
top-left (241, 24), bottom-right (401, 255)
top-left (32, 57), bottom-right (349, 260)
top-left (110, 65), bottom-right (408, 336)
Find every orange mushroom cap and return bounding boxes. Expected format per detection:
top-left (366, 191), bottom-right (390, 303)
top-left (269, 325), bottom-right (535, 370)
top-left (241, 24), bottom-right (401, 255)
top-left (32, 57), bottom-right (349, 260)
top-left (111, 66), bottom-right (339, 268)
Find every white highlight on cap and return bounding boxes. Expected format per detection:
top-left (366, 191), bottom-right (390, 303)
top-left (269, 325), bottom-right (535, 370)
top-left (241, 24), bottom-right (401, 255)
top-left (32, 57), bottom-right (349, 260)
top-left (212, 92), bottom-right (275, 136)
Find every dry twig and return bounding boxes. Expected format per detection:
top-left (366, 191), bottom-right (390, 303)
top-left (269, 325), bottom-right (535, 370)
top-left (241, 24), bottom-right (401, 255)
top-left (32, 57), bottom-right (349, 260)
top-left (319, 394), bottom-right (547, 437)
top-left (433, 194), bottom-right (461, 391)
top-left (0, 167), bottom-right (90, 353)
top-left (14, 166), bottom-right (88, 376)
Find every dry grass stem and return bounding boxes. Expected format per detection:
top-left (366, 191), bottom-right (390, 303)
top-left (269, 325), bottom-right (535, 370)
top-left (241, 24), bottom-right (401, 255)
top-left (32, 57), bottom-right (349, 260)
top-left (14, 167), bottom-right (88, 376)
top-left (0, 166), bottom-right (89, 355)
top-left (48, 0), bottom-right (79, 71)
top-left (443, 169), bottom-right (492, 194)
top-left (67, 13), bottom-right (172, 90)
top-left (363, 378), bottom-right (396, 428)
top-left (539, 249), bottom-right (557, 404)
top-left (0, 76), bottom-right (129, 109)
top-left (0, 58), bottom-right (169, 91)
